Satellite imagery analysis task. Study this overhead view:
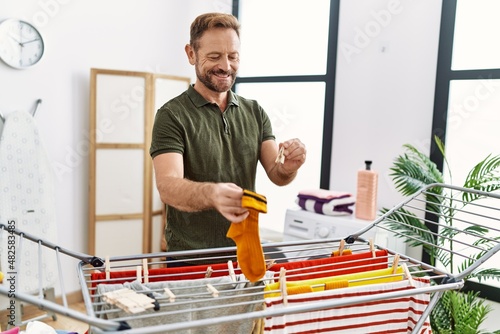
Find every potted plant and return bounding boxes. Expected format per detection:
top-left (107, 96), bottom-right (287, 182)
top-left (382, 136), bottom-right (500, 333)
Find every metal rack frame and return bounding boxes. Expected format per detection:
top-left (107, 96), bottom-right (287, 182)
top-left (1, 183), bottom-right (500, 333)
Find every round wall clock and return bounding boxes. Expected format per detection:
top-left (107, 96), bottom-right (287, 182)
top-left (0, 18), bottom-right (44, 69)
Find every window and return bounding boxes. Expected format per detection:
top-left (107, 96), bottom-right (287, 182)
top-left (233, 0), bottom-right (339, 233)
top-left (432, 0), bottom-right (500, 300)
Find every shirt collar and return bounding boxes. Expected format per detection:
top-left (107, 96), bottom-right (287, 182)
top-left (187, 84), bottom-right (240, 108)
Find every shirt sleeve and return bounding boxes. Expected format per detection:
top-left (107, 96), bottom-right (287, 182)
top-left (260, 104), bottom-right (276, 142)
top-left (150, 105), bottom-right (185, 159)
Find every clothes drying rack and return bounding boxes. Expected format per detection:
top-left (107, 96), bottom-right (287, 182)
top-left (1, 183), bottom-right (500, 333)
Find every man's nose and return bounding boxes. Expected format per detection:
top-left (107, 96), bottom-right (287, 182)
top-left (217, 56), bottom-right (231, 71)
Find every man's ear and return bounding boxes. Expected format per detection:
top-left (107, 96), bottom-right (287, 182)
top-left (185, 44), bottom-right (196, 65)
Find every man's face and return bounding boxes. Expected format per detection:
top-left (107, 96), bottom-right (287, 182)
top-left (191, 28), bottom-right (240, 93)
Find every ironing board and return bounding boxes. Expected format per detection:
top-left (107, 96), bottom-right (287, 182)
top-left (0, 110), bottom-right (58, 294)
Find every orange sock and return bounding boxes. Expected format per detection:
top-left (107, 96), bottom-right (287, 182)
top-left (227, 190), bottom-right (267, 282)
top-left (331, 249), bottom-right (353, 257)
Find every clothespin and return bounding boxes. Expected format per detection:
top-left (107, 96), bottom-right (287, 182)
top-left (369, 239), bottom-right (376, 258)
top-left (102, 288), bottom-right (155, 314)
top-left (392, 254), bottom-right (400, 274)
top-left (105, 255), bottom-right (110, 280)
top-left (228, 260), bottom-right (236, 282)
top-left (206, 284), bottom-right (219, 298)
top-left (338, 239), bottom-right (345, 256)
top-left (164, 288), bottom-right (176, 303)
top-left (266, 259), bottom-right (276, 270)
top-left (136, 266), bottom-right (142, 282)
top-left (279, 267), bottom-right (288, 306)
top-left (275, 146), bottom-right (285, 164)
top-left (205, 266), bottom-right (213, 278)
top-left (142, 259), bottom-right (149, 283)
top-left (402, 263), bottom-right (414, 287)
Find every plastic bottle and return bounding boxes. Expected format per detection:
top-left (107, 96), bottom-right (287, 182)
top-left (355, 160), bottom-right (378, 220)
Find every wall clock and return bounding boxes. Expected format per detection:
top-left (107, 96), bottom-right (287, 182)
top-left (0, 18), bottom-right (44, 69)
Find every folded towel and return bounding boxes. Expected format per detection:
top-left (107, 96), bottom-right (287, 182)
top-left (297, 189), bottom-right (352, 202)
top-left (296, 189), bottom-right (355, 216)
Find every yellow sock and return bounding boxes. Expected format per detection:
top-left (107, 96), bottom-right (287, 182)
top-left (287, 285), bottom-right (313, 295)
top-left (227, 190), bottom-right (267, 282)
top-left (325, 280), bottom-right (349, 290)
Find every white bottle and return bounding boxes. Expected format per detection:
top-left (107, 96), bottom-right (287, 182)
top-left (355, 160), bottom-right (378, 220)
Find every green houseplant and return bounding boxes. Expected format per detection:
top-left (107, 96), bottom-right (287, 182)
top-left (382, 136), bottom-right (500, 333)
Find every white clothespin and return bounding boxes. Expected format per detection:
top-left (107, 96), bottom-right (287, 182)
top-left (164, 288), bottom-right (176, 303)
top-left (228, 260), bottom-right (236, 282)
top-left (338, 239), bottom-right (345, 256)
top-left (142, 259), bottom-right (149, 283)
top-left (275, 146), bottom-right (285, 164)
top-left (205, 266), bottom-right (213, 278)
top-left (136, 266), bottom-right (142, 282)
top-left (206, 284), bottom-right (219, 298)
top-left (102, 288), bottom-right (155, 314)
top-left (402, 263), bottom-right (414, 287)
top-left (392, 254), bottom-right (400, 274)
top-left (105, 255), bottom-right (110, 280)
top-left (266, 259), bottom-right (276, 270)
top-left (279, 267), bottom-right (288, 306)
top-left (369, 239), bottom-right (375, 258)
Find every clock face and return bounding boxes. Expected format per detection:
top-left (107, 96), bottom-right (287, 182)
top-left (0, 19), bottom-right (44, 69)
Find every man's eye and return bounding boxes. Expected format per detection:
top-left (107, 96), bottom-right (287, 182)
top-left (208, 56), bottom-right (220, 60)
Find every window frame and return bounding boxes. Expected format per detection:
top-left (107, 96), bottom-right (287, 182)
top-left (431, 0), bottom-right (500, 302)
top-left (232, 0), bottom-right (340, 189)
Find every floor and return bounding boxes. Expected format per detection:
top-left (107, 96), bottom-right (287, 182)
top-left (0, 301), bottom-right (89, 334)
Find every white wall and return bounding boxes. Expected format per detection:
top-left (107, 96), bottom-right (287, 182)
top-left (0, 0), bottom-right (231, 295)
top-left (331, 0), bottom-right (442, 210)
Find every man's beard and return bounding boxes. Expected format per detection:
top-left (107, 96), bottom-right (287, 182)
top-left (195, 67), bottom-right (236, 93)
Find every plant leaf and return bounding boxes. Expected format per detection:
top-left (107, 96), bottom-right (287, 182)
top-left (463, 154), bottom-right (500, 202)
top-left (390, 144), bottom-right (444, 197)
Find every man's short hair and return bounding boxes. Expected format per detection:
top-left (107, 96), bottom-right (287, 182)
top-left (190, 12), bottom-right (241, 51)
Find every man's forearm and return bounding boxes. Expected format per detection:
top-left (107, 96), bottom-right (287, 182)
top-left (156, 176), bottom-right (214, 212)
top-left (268, 164), bottom-right (297, 186)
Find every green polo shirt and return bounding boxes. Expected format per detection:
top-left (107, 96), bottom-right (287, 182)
top-left (150, 85), bottom-right (275, 256)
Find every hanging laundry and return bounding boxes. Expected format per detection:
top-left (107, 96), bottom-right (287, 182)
top-left (97, 274), bottom-right (272, 334)
top-left (264, 266), bottom-right (405, 297)
top-left (90, 261), bottom-right (240, 292)
top-left (263, 276), bottom-right (432, 333)
top-left (269, 249), bottom-right (388, 281)
top-left (227, 189), bottom-right (268, 282)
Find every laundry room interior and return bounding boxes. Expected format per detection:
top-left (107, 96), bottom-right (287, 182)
top-left (1, 0), bottom-right (500, 333)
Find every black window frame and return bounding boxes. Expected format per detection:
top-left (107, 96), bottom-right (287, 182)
top-left (232, 0), bottom-right (340, 190)
top-left (431, 0), bottom-right (500, 302)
